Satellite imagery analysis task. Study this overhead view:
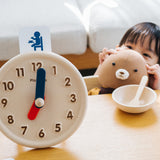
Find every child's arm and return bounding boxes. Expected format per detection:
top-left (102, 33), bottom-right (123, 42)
top-left (146, 64), bottom-right (160, 90)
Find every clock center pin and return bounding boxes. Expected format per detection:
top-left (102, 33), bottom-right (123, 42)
top-left (35, 98), bottom-right (44, 108)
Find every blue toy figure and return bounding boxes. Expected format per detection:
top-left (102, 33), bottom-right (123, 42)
top-left (28, 31), bottom-right (43, 51)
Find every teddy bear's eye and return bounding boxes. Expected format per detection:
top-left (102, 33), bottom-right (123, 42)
top-left (134, 69), bottom-right (138, 72)
top-left (112, 62), bottom-right (116, 66)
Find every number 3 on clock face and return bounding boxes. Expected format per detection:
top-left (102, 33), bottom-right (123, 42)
top-left (0, 52), bottom-right (87, 148)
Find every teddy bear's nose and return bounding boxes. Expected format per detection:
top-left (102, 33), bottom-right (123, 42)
top-left (116, 69), bottom-right (129, 80)
top-left (120, 72), bottom-right (124, 75)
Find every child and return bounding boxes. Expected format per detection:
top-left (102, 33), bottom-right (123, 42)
top-left (95, 22), bottom-right (160, 90)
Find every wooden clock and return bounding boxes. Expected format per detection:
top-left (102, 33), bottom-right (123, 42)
top-left (0, 52), bottom-right (87, 148)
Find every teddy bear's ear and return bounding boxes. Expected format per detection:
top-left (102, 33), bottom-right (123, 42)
top-left (97, 50), bottom-right (148, 90)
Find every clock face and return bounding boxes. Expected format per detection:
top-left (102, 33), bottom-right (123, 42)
top-left (0, 52), bottom-right (87, 148)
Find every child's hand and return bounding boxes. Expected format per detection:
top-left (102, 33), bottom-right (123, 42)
top-left (99, 48), bottom-right (117, 64)
top-left (146, 64), bottom-right (160, 90)
top-left (95, 48), bottom-right (117, 75)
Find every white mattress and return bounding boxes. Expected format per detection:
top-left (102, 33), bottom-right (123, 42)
top-left (0, 0), bottom-right (87, 60)
top-left (76, 0), bottom-right (160, 53)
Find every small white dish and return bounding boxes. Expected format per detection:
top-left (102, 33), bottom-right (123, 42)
top-left (112, 85), bottom-right (157, 113)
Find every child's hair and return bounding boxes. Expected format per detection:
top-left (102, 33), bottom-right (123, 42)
top-left (119, 22), bottom-right (160, 64)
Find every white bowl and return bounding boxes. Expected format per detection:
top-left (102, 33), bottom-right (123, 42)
top-left (112, 85), bottom-right (157, 113)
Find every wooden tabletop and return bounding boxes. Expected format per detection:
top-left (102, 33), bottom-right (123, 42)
top-left (1, 90), bottom-right (160, 160)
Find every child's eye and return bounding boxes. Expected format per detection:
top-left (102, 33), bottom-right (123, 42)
top-left (126, 45), bottom-right (132, 49)
top-left (143, 53), bottom-right (151, 58)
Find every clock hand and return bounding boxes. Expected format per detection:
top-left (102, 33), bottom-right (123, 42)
top-left (27, 100), bottom-right (40, 120)
top-left (35, 68), bottom-right (46, 107)
top-left (28, 68), bottom-right (46, 120)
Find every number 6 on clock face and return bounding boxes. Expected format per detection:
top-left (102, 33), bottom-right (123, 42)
top-left (0, 52), bottom-right (87, 148)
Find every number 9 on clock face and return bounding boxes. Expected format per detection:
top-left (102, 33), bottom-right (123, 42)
top-left (0, 52), bottom-right (87, 148)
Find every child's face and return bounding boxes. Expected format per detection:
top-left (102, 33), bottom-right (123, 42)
top-left (120, 36), bottom-right (158, 66)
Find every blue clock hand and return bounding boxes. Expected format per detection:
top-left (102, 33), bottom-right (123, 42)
top-left (35, 68), bottom-right (46, 108)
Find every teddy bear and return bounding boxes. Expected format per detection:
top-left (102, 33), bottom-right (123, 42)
top-left (88, 50), bottom-right (148, 95)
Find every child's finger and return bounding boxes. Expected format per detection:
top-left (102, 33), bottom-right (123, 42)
top-left (146, 64), bottom-right (160, 80)
top-left (99, 48), bottom-right (118, 64)
top-left (147, 69), bottom-right (155, 74)
top-left (146, 64), bottom-right (160, 71)
top-left (115, 46), bottom-right (128, 51)
top-left (102, 48), bottom-right (118, 55)
top-left (107, 49), bottom-right (118, 55)
top-left (145, 64), bottom-right (150, 69)
top-left (99, 52), bottom-right (107, 64)
top-left (102, 48), bottom-right (108, 54)
top-left (146, 64), bottom-right (154, 72)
